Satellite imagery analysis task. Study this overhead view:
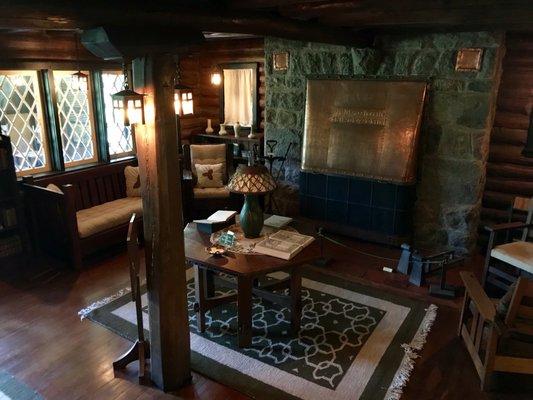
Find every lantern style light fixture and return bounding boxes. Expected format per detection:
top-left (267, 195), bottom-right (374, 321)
top-left (71, 32), bottom-right (88, 92)
top-left (111, 62), bottom-right (145, 126)
top-left (210, 66), bottom-right (222, 86)
top-left (174, 63), bottom-right (194, 116)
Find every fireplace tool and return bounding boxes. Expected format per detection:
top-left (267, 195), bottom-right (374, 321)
top-left (397, 244), bottom-right (465, 298)
top-left (259, 140), bottom-right (294, 214)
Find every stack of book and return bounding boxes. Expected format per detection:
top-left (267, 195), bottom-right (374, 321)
top-left (193, 210), bottom-right (237, 234)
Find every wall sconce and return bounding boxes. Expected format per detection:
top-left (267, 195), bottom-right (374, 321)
top-left (174, 63), bottom-right (194, 116)
top-left (71, 71), bottom-right (89, 92)
top-left (71, 32), bottom-right (88, 92)
top-left (111, 62), bottom-right (145, 126)
top-left (210, 66), bottom-right (222, 86)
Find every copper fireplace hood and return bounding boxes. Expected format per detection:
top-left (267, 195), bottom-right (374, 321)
top-left (302, 79), bottom-right (427, 184)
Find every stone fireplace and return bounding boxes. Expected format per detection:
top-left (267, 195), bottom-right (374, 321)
top-left (264, 32), bottom-right (504, 254)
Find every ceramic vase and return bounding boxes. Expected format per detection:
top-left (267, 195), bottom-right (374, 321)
top-left (205, 119), bottom-right (214, 134)
top-left (219, 123), bottom-right (227, 135)
top-left (248, 125), bottom-right (256, 139)
top-left (239, 194), bottom-right (263, 238)
top-left (233, 122), bottom-right (241, 137)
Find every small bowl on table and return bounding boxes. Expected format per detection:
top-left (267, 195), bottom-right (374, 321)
top-left (205, 245), bottom-right (227, 257)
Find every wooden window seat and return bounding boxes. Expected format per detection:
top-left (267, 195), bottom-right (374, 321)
top-left (22, 159), bottom-right (142, 269)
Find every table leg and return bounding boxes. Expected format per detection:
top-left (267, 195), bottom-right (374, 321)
top-left (237, 275), bottom-right (253, 348)
top-left (194, 265), bottom-right (206, 333)
top-left (205, 270), bottom-right (216, 298)
top-left (290, 269), bottom-right (302, 336)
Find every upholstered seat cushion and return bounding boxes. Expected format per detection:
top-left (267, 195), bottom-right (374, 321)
top-left (193, 187), bottom-right (230, 199)
top-left (76, 197), bottom-right (143, 238)
top-left (491, 241), bottom-right (533, 274)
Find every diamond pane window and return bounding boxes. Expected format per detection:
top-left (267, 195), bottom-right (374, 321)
top-left (102, 72), bottom-right (134, 158)
top-left (54, 70), bottom-right (97, 166)
top-left (0, 71), bottom-right (49, 175)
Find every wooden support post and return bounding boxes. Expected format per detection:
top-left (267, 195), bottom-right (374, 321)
top-left (133, 54), bottom-right (191, 391)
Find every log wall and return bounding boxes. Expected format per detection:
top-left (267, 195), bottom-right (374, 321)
top-left (481, 32), bottom-right (533, 228)
top-left (178, 38), bottom-right (265, 140)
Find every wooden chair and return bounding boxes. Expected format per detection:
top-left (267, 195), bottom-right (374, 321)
top-left (458, 271), bottom-right (533, 390)
top-left (483, 197), bottom-right (533, 291)
top-left (112, 213), bottom-right (150, 383)
top-left (182, 143), bottom-right (241, 219)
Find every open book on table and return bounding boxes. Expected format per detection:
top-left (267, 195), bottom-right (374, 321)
top-left (254, 230), bottom-right (315, 260)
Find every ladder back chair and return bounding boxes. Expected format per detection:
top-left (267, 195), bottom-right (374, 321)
top-left (458, 271), bottom-right (533, 390)
top-left (112, 213), bottom-right (150, 383)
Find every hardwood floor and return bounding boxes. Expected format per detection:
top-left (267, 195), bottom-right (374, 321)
top-left (0, 238), bottom-right (530, 399)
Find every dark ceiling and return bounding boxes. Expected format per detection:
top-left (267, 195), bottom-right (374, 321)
top-left (0, 0), bottom-right (531, 47)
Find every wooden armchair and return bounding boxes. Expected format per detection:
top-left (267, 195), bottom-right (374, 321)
top-left (483, 197), bottom-right (533, 291)
top-left (182, 143), bottom-right (241, 219)
top-left (458, 271), bottom-right (533, 390)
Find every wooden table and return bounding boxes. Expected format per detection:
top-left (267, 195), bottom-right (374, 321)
top-left (184, 222), bottom-right (320, 347)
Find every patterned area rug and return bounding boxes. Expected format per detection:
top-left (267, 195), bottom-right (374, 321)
top-left (80, 269), bottom-right (437, 400)
top-left (0, 371), bottom-right (42, 400)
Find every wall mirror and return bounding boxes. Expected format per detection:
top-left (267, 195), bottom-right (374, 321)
top-left (219, 62), bottom-right (258, 131)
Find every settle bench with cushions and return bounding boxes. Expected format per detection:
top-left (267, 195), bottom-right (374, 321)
top-left (23, 159), bottom-right (143, 269)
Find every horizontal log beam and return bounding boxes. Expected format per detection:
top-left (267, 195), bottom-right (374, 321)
top-left (491, 127), bottom-right (528, 146)
top-left (0, 2), bottom-right (369, 47)
top-left (494, 111), bottom-right (531, 130)
top-left (486, 162), bottom-right (533, 179)
top-left (274, 1), bottom-right (533, 31)
top-left (485, 177), bottom-right (533, 197)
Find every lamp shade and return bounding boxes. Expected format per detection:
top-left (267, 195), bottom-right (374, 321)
top-left (227, 165), bottom-right (276, 195)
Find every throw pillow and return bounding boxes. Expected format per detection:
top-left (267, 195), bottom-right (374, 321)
top-left (46, 183), bottom-right (63, 194)
top-left (124, 166), bottom-right (141, 197)
top-left (195, 163), bottom-right (224, 188)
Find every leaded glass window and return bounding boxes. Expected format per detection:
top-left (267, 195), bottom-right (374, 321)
top-left (102, 72), bottom-right (134, 158)
top-left (54, 70), bottom-right (97, 166)
top-left (0, 71), bottom-right (49, 175)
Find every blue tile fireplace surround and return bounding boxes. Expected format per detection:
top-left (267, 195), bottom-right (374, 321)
top-left (299, 171), bottom-right (416, 245)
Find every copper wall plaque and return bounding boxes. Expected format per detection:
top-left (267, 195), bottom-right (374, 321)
top-left (302, 79), bottom-right (427, 184)
top-left (455, 48), bottom-right (483, 71)
top-left (273, 52), bottom-right (289, 71)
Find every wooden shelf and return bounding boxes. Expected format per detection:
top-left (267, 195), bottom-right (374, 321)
top-left (194, 133), bottom-right (264, 143)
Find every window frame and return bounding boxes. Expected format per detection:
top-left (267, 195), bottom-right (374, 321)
top-left (52, 69), bottom-right (99, 168)
top-left (0, 69), bottom-right (51, 176)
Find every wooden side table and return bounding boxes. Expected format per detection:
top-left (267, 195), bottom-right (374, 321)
top-left (184, 222), bottom-right (319, 347)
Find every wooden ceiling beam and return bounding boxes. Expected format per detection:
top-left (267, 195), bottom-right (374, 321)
top-left (0, 1), bottom-right (370, 47)
top-left (317, 5), bottom-right (533, 30)
top-left (275, 0), bottom-right (533, 30)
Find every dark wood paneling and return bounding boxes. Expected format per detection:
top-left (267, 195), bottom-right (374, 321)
top-left (0, 30), bottom-right (110, 66)
top-left (481, 32), bottom-right (533, 229)
top-left (179, 38), bottom-right (265, 140)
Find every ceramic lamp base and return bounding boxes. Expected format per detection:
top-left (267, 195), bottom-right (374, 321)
top-left (239, 195), bottom-right (263, 238)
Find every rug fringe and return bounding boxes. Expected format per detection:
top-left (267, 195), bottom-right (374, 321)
top-left (385, 304), bottom-right (438, 400)
top-left (78, 287), bottom-right (131, 320)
